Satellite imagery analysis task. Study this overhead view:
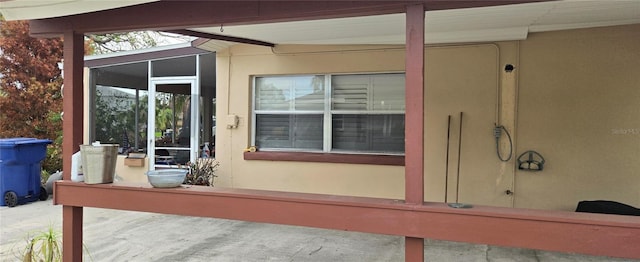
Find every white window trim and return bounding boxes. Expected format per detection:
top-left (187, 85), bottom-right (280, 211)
top-left (252, 72), bottom-right (405, 154)
top-left (323, 76), bottom-right (332, 151)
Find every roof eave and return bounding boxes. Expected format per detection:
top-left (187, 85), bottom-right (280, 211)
top-left (25, 0), bottom-right (550, 37)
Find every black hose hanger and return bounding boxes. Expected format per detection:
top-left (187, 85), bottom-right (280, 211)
top-left (517, 150), bottom-right (545, 171)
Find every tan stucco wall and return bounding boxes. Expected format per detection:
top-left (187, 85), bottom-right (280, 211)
top-left (215, 24), bottom-right (640, 210)
top-left (515, 24), bottom-right (640, 210)
top-left (424, 44), bottom-right (514, 207)
top-left (216, 45), bottom-right (407, 198)
top-left (114, 155), bottom-right (148, 183)
top-left (216, 43), bottom-right (516, 201)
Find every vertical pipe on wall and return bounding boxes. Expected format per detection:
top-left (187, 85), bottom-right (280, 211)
top-left (455, 112), bottom-right (463, 204)
top-left (504, 42), bottom-right (519, 208)
top-left (61, 30), bottom-right (84, 262)
top-left (444, 115), bottom-right (451, 203)
top-left (493, 44), bottom-right (502, 126)
top-left (404, 4), bottom-right (425, 262)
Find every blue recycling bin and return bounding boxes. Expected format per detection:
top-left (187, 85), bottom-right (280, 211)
top-left (0, 138), bottom-right (52, 207)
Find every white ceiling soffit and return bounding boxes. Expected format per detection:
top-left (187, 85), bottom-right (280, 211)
top-left (0, 0), bottom-right (158, 21)
top-left (196, 40), bottom-right (235, 53)
top-left (528, 0), bottom-right (640, 32)
top-left (191, 0), bottom-right (640, 46)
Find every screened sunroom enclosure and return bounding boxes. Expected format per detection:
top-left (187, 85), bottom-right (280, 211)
top-left (86, 47), bottom-right (216, 169)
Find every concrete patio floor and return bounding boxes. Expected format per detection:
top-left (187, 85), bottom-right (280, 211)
top-left (1, 199), bottom-right (637, 261)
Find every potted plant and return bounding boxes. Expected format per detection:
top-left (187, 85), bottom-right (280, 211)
top-left (183, 158), bottom-right (219, 186)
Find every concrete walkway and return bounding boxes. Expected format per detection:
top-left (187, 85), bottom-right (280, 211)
top-left (1, 200), bottom-right (636, 261)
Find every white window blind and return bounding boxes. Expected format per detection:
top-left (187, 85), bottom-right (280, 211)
top-left (332, 74), bottom-right (405, 111)
top-left (331, 74), bottom-right (405, 153)
top-left (255, 114), bottom-right (323, 150)
top-left (255, 76), bottom-right (325, 111)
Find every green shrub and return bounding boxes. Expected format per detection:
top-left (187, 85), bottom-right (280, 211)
top-left (40, 170), bottom-right (51, 185)
top-left (42, 135), bottom-right (62, 174)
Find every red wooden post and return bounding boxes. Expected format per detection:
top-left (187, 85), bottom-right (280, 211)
top-left (404, 3), bottom-right (425, 262)
top-left (62, 30), bottom-right (84, 262)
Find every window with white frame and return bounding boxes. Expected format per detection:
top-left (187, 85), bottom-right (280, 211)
top-left (253, 73), bottom-right (405, 154)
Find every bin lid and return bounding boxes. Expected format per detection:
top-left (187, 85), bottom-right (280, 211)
top-left (0, 138), bottom-right (36, 147)
top-left (0, 138), bottom-right (52, 147)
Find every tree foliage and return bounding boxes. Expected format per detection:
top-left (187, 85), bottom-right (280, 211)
top-left (86, 31), bottom-right (189, 54)
top-left (0, 20), bottom-right (64, 172)
top-left (0, 17), bottom-right (187, 172)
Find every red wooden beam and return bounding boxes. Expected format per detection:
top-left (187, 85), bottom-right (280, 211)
top-left (404, 4), bottom-right (425, 261)
top-left (61, 30), bottom-right (84, 262)
top-left (53, 181), bottom-right (640, 259)
top-left (28, 0), bottom-right (550, 36)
